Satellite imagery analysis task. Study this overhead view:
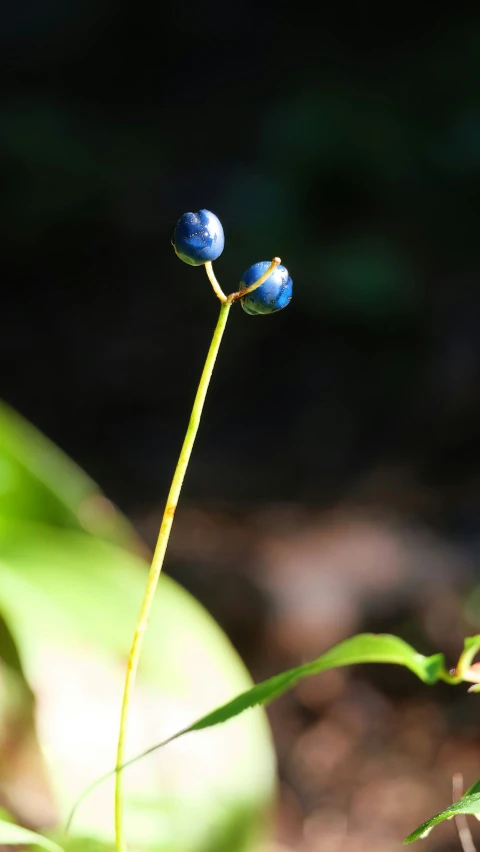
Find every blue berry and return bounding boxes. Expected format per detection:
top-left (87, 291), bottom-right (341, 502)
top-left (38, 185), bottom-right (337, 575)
top-left (240, 261), bottom-right (293, 315)
top-left (172, 209), bottom-right (225, 266)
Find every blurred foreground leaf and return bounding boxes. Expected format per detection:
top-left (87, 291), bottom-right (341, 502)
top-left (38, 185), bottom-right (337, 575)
top-left (0, 818), bottom-right (64, 852)
top-left (0, 401), bottom-right (136, 548)
top-left (0, 402), bottom-right (276, 852)
top-left (41, 835), bottom-right (114, 852)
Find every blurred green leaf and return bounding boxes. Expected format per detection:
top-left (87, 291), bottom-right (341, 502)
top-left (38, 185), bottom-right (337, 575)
top-left (0, 807), bottom-right (15, 821)
top-left (0, 522), bottom-right (276, 850)
top-left (0, 818), bottom-right (64, 852)
top-left (462, 634), bottom-right (480, 657)
top-left (0, 401), bottom-right (136, 548)
top-left (456, 634), bottom-right (480, 676)
top-left (41, 836), bottom-right (114, 852)
top-left (404, 793), bottom-right (480, 844)
top-left (0, 401), bottom-right (276, 852)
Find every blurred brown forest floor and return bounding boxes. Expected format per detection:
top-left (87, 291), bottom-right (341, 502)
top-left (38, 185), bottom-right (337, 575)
top-left (134, 485), bottom-right (480, 852)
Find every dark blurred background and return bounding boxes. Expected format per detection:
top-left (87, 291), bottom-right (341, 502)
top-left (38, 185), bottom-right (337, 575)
top-left (2, 3), bottom-right (480, 849)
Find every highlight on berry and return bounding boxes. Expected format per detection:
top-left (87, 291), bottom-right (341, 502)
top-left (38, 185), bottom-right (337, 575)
top-left (240, 261), bottom-right (293, 315)
top-left (172, 210), bottom-right (225, 266)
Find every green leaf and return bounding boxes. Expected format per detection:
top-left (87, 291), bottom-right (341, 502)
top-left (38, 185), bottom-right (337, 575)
top-left (0, 818), bottom-right (64, 852)
top-left (0, 808), bottom-right (15, 822)
top-left (404, 793), bottom-right (480, 843)
top-left (0, 402), bottom-right (277, 852)
top-left (117, 633), bottom-right (447, 772)
top-left (456, 634), bottom-right (480, 679)
top-left (464, 779), bottom-right (480, 797)
top-left (43, 836), bottom-right (114, 852)
top-left (187, 632), bottom-right (445, 729)
top-left (0, 400), bottom-right (136, 548)
top-left (0, 522), bottom-right (276, 851)
top-left (463, 635), bottom-right (480, 657)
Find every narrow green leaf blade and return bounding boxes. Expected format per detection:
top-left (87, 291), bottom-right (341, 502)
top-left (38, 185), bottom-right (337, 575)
top-left (188, 633), bottom-right (445, 732)
top-left (306, 632), bottom-right (445, 684)
top-left (0, 818), bottom-right (64, 852)
top-left (404, 793), bottom-right (480, 843)
top-left (118, 633), bottom-right (446, 770)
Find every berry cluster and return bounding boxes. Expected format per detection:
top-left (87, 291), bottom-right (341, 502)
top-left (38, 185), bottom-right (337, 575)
top-left (172, 209), bottom-right (293, 315)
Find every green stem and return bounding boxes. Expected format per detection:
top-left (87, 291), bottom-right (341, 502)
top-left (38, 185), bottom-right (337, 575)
top-left (114, 297), bottom-right (233, 852)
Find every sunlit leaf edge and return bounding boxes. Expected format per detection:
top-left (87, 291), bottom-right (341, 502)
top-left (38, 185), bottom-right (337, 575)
top-left (464, 778), bottom-right (480, 797)
top-left (404, 792), bottom-right (480, 843)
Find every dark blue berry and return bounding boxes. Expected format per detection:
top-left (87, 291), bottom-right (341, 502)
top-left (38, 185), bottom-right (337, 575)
top-left (240, 262), bottom-right (293, 315)
top-left (172, 210), bottom-right (225, 266)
